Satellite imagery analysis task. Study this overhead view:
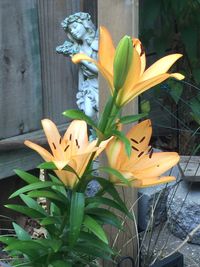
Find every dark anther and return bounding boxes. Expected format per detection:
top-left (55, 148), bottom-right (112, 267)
top-left (52, 143), bottom-right (56, 149)
top-left (139, 136), bottom-right (145, 143)
top-left (131, 138), bottom-right (139, 144)
top-left (64, 145), bottom-right (70, 152)
top-left (132, 146), bottom-right (139, 151)
top-left (140, 44), bottom-right (145, 56)
top-left (138, 151), bottom-right (144, 158)
top-left (157, 165), bottom-right (160, 167)
top-left (69, 134), bottom-right (72, 141)
top-left (149, 148), bottom-right (153, 158)
top-left (59, 137), bottom-right (62, 144)
top-left (75, 139), bottom-right (79, 147)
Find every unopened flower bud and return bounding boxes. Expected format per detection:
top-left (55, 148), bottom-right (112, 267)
top-left (113, 36), bottom-right (133, 92)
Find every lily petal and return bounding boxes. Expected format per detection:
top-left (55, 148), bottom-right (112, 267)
top-left (72, 53), bottom-right (114, 91)
top-left (132, 38), bottom-right (146, 75)
top-left (120, 47), bottom-right (141, 92)
top-left (141, 54), bottom-right (183, 82)
top-left (63, 120), bottom-right (88, 148)
top-left (120, 120), bottom-right (152, 167)
top-left (24, 140), bottom-right (53, 162)
top-left (99, 26), bottom-right (115, 77)
top-left (132, 176), bottom-right (176, 188)
top-left (117, 73), bottom-right (182, 106)
top-left (130, 152), bottom-right (180, 178)
top-left (106, 138), bottom-right (122, 168)
top-left (41, 119), bottom-right (63, 158)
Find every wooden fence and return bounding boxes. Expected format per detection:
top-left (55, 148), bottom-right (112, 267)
top-left (0, 0), bottom-right (97, 179)
top-left (0, 0), bottom-right (138, 265)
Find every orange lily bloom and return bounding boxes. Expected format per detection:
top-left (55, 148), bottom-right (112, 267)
top-left (106, 120), bottom-right (179, 187)
top-left (25, 119), bottom-right (109, 188)
top-left (72, 26), bottom-right (184, 106)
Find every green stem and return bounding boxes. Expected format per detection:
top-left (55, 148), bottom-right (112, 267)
top-left (76, 90), bottom-right (120, 192)
top-left (46, 251), bottom-right (52, 266)
top-left (59, 210), bottom-right (68, 236)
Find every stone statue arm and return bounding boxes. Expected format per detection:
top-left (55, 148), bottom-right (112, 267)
top-left (81, 60), bottom-right (98, 75)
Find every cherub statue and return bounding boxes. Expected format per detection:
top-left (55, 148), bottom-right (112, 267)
top-left (56, 12), bottom-right (98, 121)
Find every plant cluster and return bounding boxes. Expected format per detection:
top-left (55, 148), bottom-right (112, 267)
top-left (0, 27), bottom-right (184, 267)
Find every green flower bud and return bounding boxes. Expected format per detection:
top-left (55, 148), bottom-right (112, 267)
top-left (113, 35), bottom-right (133, 92)
top-left (140, 99), bottom-right (151, 114)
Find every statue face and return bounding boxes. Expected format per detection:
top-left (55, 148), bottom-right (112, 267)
top-left (68, 22), bottom-right (87, 40)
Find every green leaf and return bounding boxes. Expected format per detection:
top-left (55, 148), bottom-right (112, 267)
top-left (5, 204), bottom-right (45, 219)
top-left (0, 236), bottom-right (17, 245)
top-left (119, 113), bottom-right (147, 124)
top-left (62, 109), bottom-right (97, 129)
top-left (112, 130), bottom-right (132, 158)
top-left (95, 177), bottom-right (131, 218)
top-left (98, 97), bottom-right (113, 131)
top-left (86, 208), bottom-right (123, 229)
top-left (36, 239), bottom-right (62, 253)
top-left (168, 80), bottom-right (183, 104)
top-left (14, 169), bottom-right (39, 184)
top-left (49, 260), bottom-right (72, 267)
top-left (100, 166), bottom-right (130, 186)
top-left (40, 216), bottom-right (59, 226)
top-left (69, 192), bottom-right (85, 246)
top-left (83, 215), bottom-right (108, 244)
top-left (20, 194), bottom-right (47, 216)
top-left (79, 231), bottom-right (114, 255)
top-left (4, 240), bottom-right (47, 259)
top-left (140, 99), bottom-right (151, 113)
top-left (9, 181), bottom-right (58, 199)
top-left (13, 222), bottom-right (31, 241)
top-left (27, 189), bottom-right (67, 204)
top-left (86, 196), bottom-right (128, 215)
top-left (49, 174), bottom-right (68, 197)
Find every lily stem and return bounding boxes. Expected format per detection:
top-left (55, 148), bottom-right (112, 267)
top-left (76, 89), bottom-right (120, 192)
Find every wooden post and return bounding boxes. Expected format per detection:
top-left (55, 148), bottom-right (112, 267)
top-left (98, 1), bottom-right (139, 266)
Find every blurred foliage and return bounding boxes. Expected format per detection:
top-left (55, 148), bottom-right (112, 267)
top-left (139, 0), bottom-right (200, 154)
top-left (140, 0), bottom-right (200, 85)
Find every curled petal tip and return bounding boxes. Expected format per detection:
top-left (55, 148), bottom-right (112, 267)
top-left (171, 73), bottom-right (185, 80)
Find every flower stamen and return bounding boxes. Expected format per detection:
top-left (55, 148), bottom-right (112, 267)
top-left (131, 138), bottom-right (139, 144)
top-left (149, 148), bottom-right (153, 158)
top-left (139, 136), bottom-right (145, 143)
top-left (132, 146), bottom-right (139, 151)
top-left (64, 145), bottom-right (70, 152)
top-left (52, 143), bottom-right (56, 150)
top-left (138, 151), bottom-right (144, 158)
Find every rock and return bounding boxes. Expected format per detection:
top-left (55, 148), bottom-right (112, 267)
top-left (0, 262), bottom-right (12, 267)
top-left (167, 180), bottom-right (200, 245)
top-left (138, 165), bottom-right (181, 231)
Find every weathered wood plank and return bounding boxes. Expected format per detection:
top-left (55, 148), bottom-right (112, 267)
top-left (180, 156), bottom-right (200, 181)
top-left (0, 123), bottom-right (69, 151)
top-left (81, 0), bottom-right (97, 26)
top-left (37, 0), bottom-right (82, 123)
top-left (0, 122), bottom-right (70, 179)
top-left (0, 0), bottom-right (42, 139)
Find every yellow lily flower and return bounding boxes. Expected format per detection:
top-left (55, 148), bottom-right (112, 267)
top-left (106, 120), bottom-right (180, 187)
top-left (25, 119), bottom-right (109, 188)
top-left (72, 26), bottom-right (184, 106)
